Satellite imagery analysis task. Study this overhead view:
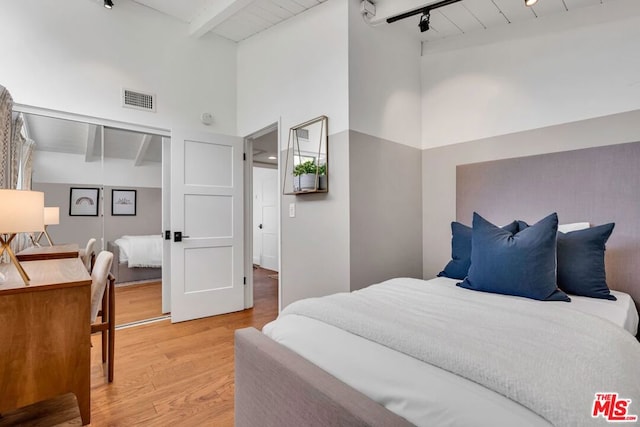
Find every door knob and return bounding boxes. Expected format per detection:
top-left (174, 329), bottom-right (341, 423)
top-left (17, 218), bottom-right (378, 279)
top-left (174, 231), bottom-right (191, 242)
top-left (258, 224), bottom-right (263, 229)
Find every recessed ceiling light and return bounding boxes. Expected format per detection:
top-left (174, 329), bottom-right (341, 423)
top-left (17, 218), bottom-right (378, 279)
top-left (104, 0), bottom-right (114, 9)
top-left (525, 0), bottom-right (537, 6)
top-left (268, 156), bottom-right (277, 160)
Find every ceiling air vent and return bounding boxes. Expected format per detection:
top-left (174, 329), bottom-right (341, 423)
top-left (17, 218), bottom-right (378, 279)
top-left (122, 89), bottom-right (156, 112)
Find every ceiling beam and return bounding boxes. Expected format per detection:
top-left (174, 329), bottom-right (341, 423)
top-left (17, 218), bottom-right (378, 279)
top-left (189, 0), bottom-right (255, 38)
top-left (134, 134), bottom-right (153, 166)
top-left (85, 124), bottom-right (99, 162)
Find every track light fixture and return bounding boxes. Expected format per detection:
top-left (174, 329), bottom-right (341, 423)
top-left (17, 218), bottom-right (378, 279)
top-left (419, 11), bottom-right (430, 33)
top-left (525, 0), bottom-right (538, 6)
top-left (386, 0), bottom-right (462, 33)
top-left (104, 0), bottom-right (114, 9)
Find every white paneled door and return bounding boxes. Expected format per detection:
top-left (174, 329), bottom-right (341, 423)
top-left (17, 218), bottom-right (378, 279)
top-left (170, 130), bottom-right (244, 323)
top-left (252, 167), bottom-right (279, 272)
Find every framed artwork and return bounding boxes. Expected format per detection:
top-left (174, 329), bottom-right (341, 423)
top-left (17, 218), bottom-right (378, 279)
top-left (112, 189), bottom-right (137, 216)
top-left (69, 187), bottom-right (100, 216)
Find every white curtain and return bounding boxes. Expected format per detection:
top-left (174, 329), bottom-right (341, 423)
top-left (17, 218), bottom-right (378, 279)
top-left (0, 84), bottom-right (12, 189)
top-left (11, 114), bottom-right (36, 253)
top-left (0, 85), bottom-right (37, 256)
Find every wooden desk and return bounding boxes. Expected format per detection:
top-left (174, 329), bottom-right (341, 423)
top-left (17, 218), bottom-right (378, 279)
top-left (0, 258), bottom-right (92, 425)
top-left (15, 243), bottom-right (80, 261)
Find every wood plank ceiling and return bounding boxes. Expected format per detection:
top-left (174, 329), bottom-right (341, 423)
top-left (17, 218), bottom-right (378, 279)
top-left (131, 0), bottom-right (612, 43)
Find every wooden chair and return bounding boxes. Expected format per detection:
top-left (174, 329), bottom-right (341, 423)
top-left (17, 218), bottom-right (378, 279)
top-left (79, 238), bottom-right (96, 272)
top-left (90, 251), bottom-right (115, 382)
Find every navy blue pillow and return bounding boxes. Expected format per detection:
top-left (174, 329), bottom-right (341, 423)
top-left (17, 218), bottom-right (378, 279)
top-left (458, 212), bottom-right (570, 302)
top-left (438, 220), bottom-right (518, 280)
top-left (557, 223), bottom-right (616, 300)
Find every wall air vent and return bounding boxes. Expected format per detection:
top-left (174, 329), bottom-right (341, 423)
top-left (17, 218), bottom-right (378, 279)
top-left (296, 128), bottom-right (309, 140)
top-left (122, 88), bottom-right (156, 112)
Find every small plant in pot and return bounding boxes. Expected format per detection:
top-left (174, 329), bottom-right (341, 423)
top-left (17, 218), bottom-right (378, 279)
top-left (318, 163), bottom-right (327, 190)
top-left (293, 160), bottom-right (318, 191)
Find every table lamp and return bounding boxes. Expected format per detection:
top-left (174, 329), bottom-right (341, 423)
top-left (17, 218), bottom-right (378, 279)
top-left (34, 206), bottom-right (60, 246)
top-left (0, 189), bottom-right (45, 284)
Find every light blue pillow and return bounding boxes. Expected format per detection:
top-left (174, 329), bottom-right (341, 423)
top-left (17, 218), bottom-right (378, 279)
top-left (458, 212), bottom-right (570, 302)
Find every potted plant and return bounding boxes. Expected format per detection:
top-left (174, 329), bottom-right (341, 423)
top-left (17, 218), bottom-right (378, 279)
top-left (318, 163), bottom-right (327, 190)
top-left (293, 160), bottom-right (318, 191)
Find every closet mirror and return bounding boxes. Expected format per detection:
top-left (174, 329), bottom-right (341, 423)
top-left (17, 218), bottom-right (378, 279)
top-left (23, 112), bottom-right (165, 326)
top-left (283, 115), bottom-right (328, 194)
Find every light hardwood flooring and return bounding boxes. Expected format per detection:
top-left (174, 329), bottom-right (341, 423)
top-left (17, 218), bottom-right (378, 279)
top-left (0, 267), bottom-right (278, 427)
top-left (115, 281), bottom-right (164, 326)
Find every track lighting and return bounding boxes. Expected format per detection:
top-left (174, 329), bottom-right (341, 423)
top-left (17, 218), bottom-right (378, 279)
top-left (525, 0), bottom-right (538, 6)
top-left (104, 0), bottom-right (114, 9)
top-left (386, 0), bottom-right (462, 33)
top-left (419, 11), bottom-right (430, 33)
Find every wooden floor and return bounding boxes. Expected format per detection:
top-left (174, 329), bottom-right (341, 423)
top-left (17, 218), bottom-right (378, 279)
top-left (115, 281), bottom-right (164, 326)
top-left (0, 267), bottom-right (279, 427)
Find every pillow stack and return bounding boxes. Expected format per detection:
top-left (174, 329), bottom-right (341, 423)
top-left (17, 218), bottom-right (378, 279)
top-left (439, 212), bottom-right (616, 302)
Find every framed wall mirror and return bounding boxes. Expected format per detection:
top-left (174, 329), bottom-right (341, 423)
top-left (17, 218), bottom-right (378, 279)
top-left (283, 115), bottom-right (328, 195)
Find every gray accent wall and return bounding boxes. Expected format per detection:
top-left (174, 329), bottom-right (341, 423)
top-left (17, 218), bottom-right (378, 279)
top-left (280, 130), bottom-right (424, 308)
top-left (422, 109), bottom-right (640, 282)
top-left (456, 141), bottom-right (640, 305)
top-left (280, 131), bottom-right (351, 308)
top-left (33, 182), bottom-right (102, 250)
top-left (103, 186), bottom-right (162, 244)
top-left (32, 182), bottom-right (161, 251)
top-left (349, 131), bottom-right (422, 291)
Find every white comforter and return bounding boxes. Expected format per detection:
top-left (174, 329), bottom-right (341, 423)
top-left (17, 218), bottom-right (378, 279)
top-left (275, 277), bottom-right (640, 427)
top-left (114, 235), bottom-right (162, 267)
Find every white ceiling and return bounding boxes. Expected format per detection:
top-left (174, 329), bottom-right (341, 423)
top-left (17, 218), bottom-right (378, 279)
top-left (132, 0), bottom-right (328, 42)
top-left (128, 0), bottom-right (611, 43)
top-left (387, 0), bottom-right (610, 43)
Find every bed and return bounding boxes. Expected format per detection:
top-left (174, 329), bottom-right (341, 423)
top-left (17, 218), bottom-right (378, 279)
top-left (237, 276), bottom-right (639, 427)
top-left (235, 142), bottom-right (640, 427)
top-left (107, 235), bottom-right (162, 284)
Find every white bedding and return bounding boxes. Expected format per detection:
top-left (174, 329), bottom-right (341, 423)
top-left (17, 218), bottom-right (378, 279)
top-left (263, 277), bottom-right (640, 427)
top-left (114, 235), bottom-right (162, 268)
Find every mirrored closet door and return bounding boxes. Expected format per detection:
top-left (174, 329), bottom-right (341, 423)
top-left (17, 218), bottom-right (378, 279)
top-left (24, 112), bottom-right (166, 326)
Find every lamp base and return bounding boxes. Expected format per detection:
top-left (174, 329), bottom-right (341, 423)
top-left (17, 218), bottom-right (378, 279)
top-left (0, 233), bottom-right (31, 285)
top-left (31, 226), bottom-right (54, 247)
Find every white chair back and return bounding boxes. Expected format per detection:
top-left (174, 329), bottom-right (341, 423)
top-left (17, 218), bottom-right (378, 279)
top-left (90, 251), bottom-right (114, 322)
top-left (82, 238), bottom-right (96, 271)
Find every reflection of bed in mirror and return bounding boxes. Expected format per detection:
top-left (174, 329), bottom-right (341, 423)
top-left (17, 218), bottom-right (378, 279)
top-left (107, 235), bottom-right (162, 284)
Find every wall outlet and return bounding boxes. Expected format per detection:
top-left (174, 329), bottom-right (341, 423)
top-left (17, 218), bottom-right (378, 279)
top-left (289, 203), bottom-right (296, 218)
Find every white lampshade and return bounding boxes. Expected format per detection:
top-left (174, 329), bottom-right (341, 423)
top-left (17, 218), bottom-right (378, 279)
top-left (44, 206), bottom-right (60, 225)
top-left (0, 189), bottom-right (45, 233)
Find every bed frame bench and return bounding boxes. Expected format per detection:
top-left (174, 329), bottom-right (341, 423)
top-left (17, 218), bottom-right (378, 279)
top-left (234, 327), bottom-right (413, 427)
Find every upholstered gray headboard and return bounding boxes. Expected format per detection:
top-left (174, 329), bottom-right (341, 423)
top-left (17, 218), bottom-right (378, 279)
top-left (457, 140), bottom-right (640, 307)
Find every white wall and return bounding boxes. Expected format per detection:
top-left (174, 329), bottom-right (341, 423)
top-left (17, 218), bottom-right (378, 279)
top-left (237, 0), bottom-right (349, 139)
top-left (1, 0), bottom-right (237, 134)
top-left (237, 0), bottom-right (351, 308)
top-left (348, 0), bottom-right (422, 148)
top-left (33, 151), bottom-right (161, 188)
top-left (421, 0), bottom-right (640, 148)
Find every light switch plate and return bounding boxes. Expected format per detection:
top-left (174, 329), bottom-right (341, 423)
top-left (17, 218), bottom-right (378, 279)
top-left (289, 203), bottom-right (296, 218)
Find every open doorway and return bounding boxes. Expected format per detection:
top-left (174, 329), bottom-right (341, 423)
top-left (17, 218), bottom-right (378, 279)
top-left (246, 124), bottom-right (280, 312)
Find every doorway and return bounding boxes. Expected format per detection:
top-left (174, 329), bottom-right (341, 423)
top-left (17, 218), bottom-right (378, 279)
top-left (246, 124), bottom-right (280, 312)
